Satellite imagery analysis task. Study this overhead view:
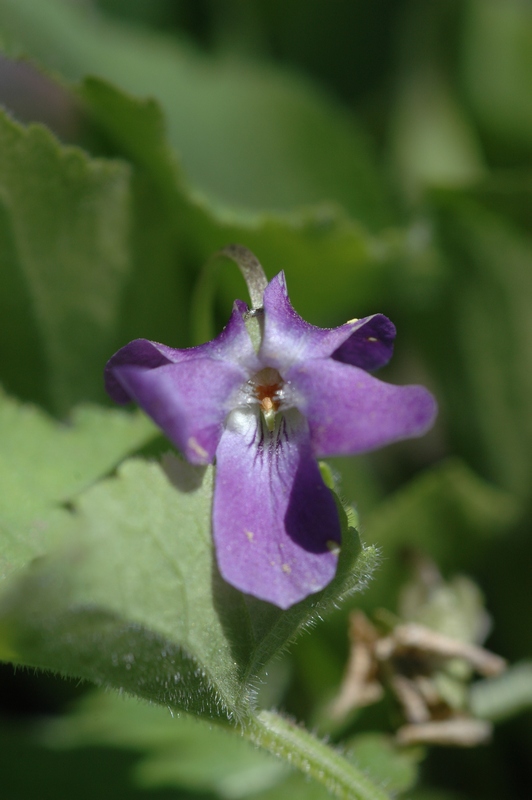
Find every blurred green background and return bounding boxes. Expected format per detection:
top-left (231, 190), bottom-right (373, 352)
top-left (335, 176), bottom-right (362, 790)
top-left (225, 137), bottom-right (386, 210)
top-left (0, 1), bottom-right (531, 798)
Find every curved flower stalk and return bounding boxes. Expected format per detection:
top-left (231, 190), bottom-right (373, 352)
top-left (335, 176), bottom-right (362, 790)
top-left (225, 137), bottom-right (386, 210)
top-left (105, 252), bottom-right (436, 609)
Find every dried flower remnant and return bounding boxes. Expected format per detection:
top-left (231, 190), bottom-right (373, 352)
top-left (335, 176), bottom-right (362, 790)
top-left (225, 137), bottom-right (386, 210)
top-left (105, 247), bottom-right (437, 609)
top-left (329, 559), bottom-right (506, 747)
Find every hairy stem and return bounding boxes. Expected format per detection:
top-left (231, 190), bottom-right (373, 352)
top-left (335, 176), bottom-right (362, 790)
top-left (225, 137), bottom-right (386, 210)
top-left (241, 709), bottom-right (390, 800)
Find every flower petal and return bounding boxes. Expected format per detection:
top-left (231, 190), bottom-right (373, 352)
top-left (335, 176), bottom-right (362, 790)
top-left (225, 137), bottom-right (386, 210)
top-left (213, 407), bottom-right (340, 608)
top-left (110, 358), bottom-right (247, 464)
top-left (288, 359), bottom-right (437, 457)
top-left (104, 300), bottom-right (257, 404)
top-left (104, 339), bottom-right (186, 405)
top-left (260, 272), bottom-right (379, 367)
top-left (331, 313), bottom-right (396, 371)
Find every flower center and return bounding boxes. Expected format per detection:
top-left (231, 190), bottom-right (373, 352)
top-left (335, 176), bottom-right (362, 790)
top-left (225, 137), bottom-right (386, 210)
top-left (251, 368), bottom-right (283, 412)
top-left (248, 368), bottom-right (284, 430)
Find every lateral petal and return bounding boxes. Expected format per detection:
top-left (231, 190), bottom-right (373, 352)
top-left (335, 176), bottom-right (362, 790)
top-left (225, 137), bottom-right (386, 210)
top-left (110, 358), bottom-right (246, 464)
top-left (105, 299), bottom-right (257, 404)
top-left (288, 359), bottom-right (437, 457)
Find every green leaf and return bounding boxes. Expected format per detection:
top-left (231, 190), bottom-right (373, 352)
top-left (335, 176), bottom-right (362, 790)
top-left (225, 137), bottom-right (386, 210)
top-left (44, 692), bottom-right (406, 800)
top-left (185, 201), bottom-right (392, 330)
top-left (78, 76), bottom-right (184, 205)
top-left (0, 0), bottom-right (392, 230)
top-left (390, 68), bottom-right (485, 198)
top-left (252, 772), bottom-right (334, 800)
top-left (43, 690), bottom-right (289, 799)
top-left (0, 388), bottom-right (155, 580)
top-left (0, 109), bottom-right (131, 413)
top-left (0, 93), bottom-right (192, 411)
top-left (345, 734), bottom-right (422, 796)
top-left (462, 0), bottom-right (532, 156)
top-left (0, 716), bottom-right (185, 800)
top-left (406, 791), bottom-right (467, 800)
top-left (0, 448), bottom-right (382, 798)
top-left (470, 661), bottom-right (532, 723)
top-left (79, 74), bottom-right (391, 333)
top-left (0, 456), bottom-right (242, 717)
top-left (425, 188), bottom-right (532, 498)
top-left (75, 76), bottom-right (201, 352)
top-left (358, 458), bottom-right (520, 611)
top-left (0, 451), bottom-right (377, 714)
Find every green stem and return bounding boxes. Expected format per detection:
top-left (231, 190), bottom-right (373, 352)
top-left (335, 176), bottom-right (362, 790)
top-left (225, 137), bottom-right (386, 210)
top-left (242, 710), bottom-right (390, 800)
top-left (191, 244), bottom-right (268, 344)
top-left (221, 244), bottom-right (268, 310)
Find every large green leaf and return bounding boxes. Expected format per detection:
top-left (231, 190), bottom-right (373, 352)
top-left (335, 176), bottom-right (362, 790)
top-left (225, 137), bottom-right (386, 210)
top-left (0, 450), bottom-right (377, 717)
top-left (0, 94), bottom-right (192, 414)
top-left (0, 386), bottom-right (381, 799)
top-left (44, 690), bottom-right (289, 799)
top-left (461, 0), bottom-right (532, 156)
top-left (424, 187), bottom-right (532, 498)
top-left (0, 109), bottom-right (131, 413)
top-left (0, 389), bottom-right (156, 580)
top-left (0, 716), bottom-right (187, 800)
top-left (78, 77), bottom-right (184, 204)
top-left (0, 456), bottom-right (244, 717)
top-left (0, 431), bottom-right (382, 799)
top-left (390, 67), bottom-right (485, 198)
top-left (0, 381), bottom-right (382, 798)
top-left (43, 690), bottom-right (406, 800)
top-left (0, 0), bottom-right (392, 230)
top-left (77, 75), bottom-right (391, 331)
top-left (356, 458), bottom-right (520, 612)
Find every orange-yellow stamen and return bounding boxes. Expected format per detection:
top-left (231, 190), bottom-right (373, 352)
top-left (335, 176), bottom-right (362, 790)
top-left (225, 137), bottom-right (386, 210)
top-left (250, 368), bottom-right (283, 416)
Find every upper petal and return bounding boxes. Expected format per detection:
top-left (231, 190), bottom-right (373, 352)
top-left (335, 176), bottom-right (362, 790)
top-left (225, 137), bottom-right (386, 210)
top-left (260, 272), bottom-right (395, 371)
top-left (287, 359), bottom-right (437, 457)
top-left (110, 358), bottom-right (246, 464)
top-left (105, 299), bottom-right (257, 404)
top-left (331, 313), bottom-right (396, 371)
top-left (213, 407), bottom-right (341, 609)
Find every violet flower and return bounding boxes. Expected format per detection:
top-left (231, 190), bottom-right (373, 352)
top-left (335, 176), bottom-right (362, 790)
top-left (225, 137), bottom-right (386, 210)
top-left (105, 254), bottom-right (436, 609)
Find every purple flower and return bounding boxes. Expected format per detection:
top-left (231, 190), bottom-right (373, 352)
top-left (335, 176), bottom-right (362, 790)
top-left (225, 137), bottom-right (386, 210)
top-left (105, 271), bottom-right (436, 609)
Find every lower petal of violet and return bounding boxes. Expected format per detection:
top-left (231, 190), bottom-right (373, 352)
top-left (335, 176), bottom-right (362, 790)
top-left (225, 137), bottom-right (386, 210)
top-left (213, 407), bottom-right (341, 609)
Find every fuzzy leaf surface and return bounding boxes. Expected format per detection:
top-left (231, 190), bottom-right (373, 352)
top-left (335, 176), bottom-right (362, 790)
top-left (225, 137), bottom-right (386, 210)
top-left (0, 109), bottom-right (132, 413)
top-left (0, 390), bottom-right (156, 580)
top-left (0, 450), bottom-right (378, 719)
